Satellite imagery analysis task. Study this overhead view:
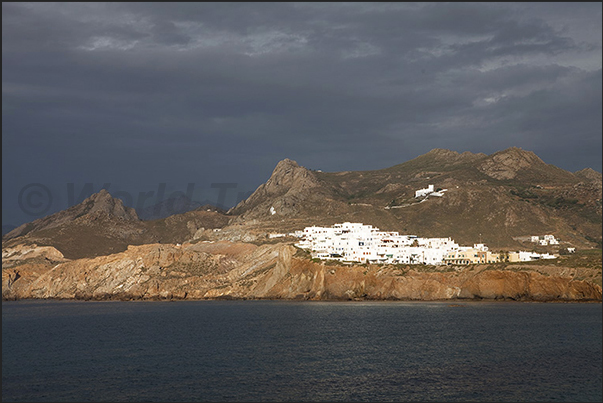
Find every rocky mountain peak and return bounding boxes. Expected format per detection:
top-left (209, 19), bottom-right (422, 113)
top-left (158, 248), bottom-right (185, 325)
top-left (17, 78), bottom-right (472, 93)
top-left (269, 159), bottom-right (321, 194)
top-left (497, 146), bottom-right (541, 162)
top-left (264, 159), bottom-right (316, 191)
top-left (416, 148), bottom-right (486, 167)
top-left (478, 147), bottom-right (546, 180)
top-left (426, 148), bottom-right (460, 158)
top-left (273, 158), bottom-right (300, 171)
top-left (420, 148), bottom-right (463, 165)
top-left (85, 188), bottom-right (111, 207)
top-left (575, 168), bottom-right (602, 183)
top-left (79, 189), bottom-right (139, 221)
top-left (3, 189), bottom-right (139, 240)
top-left (229, 158), bottom-right (322, 216)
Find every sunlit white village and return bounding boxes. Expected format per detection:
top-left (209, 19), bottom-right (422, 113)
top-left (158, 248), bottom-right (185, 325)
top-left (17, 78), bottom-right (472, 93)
top-left (288, 222), bottom-right (559, 265)
top-left (270, 184), bottom-right (566, 265)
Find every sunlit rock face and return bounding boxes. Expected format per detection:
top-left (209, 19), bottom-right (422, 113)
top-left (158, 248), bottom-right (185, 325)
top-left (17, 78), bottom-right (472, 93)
top-left (3, 240), bottom-right (601, 302)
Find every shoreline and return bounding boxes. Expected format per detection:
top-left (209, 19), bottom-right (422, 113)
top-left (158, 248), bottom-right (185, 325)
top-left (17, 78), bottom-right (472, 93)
top-left (4, 296), bottom-right (601, 303)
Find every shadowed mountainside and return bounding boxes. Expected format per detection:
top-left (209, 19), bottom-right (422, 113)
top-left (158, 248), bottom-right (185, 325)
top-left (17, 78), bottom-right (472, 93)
top-left (2, 190), bottom-right (231, 259)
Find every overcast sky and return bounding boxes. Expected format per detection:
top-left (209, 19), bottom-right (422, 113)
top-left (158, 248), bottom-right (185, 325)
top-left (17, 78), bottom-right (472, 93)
top-left (3, 2), bottom-right (602, 228)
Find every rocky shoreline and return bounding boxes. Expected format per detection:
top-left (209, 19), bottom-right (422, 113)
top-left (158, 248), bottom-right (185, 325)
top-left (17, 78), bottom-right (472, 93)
top-left (3, 242), bottom-right (601, 302)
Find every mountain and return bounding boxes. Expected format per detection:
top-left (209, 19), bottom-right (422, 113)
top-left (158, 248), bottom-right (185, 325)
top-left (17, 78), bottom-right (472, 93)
top-left (2, 189), bottom-right (231, 259)
top-left (3, 147), bottom-right (601, 302)
top-left (3, 147), bottom-right (601, 257)
top-left (575, 168), bottom-right (603, 184)
top-left (4, 189), bottom-right (141, 239)
top-left (230, 158), bottom-right (334, 217)
top-left (2, 189), bottom-right (154, 258)
top-left (229, 147), bottom-right (602, 249)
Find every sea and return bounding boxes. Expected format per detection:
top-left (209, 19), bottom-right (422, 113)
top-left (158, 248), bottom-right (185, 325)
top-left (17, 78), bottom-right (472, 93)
top-left (2, 300), bottom-right (602, 402)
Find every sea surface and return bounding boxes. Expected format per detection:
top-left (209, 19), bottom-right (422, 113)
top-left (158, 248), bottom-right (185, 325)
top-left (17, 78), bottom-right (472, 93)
top-left (2, 300), bottom-right (602, 402)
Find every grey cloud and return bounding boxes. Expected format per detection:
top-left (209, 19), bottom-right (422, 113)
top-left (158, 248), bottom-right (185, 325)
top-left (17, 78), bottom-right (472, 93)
top-left (2, 2), bottom-right (601, 227)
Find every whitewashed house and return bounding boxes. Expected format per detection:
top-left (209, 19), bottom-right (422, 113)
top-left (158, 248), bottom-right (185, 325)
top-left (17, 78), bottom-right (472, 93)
top-left (544, 234), bottom-right (559, 245)
top-left (415, 185), bottom-right (434, 198)
top-left (530, 234), bottom-right (559, 245)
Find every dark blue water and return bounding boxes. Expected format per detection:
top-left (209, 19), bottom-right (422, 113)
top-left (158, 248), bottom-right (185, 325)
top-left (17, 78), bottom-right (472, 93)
top-left (2, 300), bottom-right (601, 402)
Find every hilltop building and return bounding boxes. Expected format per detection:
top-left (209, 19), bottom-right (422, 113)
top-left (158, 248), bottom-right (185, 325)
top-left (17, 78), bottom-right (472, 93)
top-left (415, 185), bottom-right (434, 198)
top-left (415, 184), bottom-right (448, 198)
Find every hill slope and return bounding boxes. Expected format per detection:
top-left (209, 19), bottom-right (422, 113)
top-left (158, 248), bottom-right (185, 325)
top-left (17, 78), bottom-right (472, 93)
top-left (227, 147), bottom-right (602, 249)
top-left (3, 147), bottom-right (601, 257)
top-left (2, 190), bottom-right (231, 259)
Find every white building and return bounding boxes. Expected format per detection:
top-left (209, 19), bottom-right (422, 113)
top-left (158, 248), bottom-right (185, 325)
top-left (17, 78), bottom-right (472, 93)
top-left (414, 184), bottom-right (448, 198)
top-left (296, 223), bottom-right (559, 265)
top-left (530, 234), bottom-right (559, 245)
top-left (543, 234), bottom-right (559, 245)
top-left (415, 185), bottom-right (434, 198)
top-left (295, 222), bottom-right (462, 265)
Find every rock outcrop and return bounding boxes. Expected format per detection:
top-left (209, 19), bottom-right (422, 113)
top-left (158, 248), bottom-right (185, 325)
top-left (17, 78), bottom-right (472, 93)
top-left (229, 158), bottom-right (327, 218)
top-left (477, 147), bottom-right (577, 183)
top-left (3, 241), bottom-right (601, 302)
top-left (2, 243), bottom-right (67, 266)
top-left (4, 189), bottom-right (139, 240)
top-left (2, 190), bottom-right (232, 259)
top-left (575, 167), bottom-right (603, 184)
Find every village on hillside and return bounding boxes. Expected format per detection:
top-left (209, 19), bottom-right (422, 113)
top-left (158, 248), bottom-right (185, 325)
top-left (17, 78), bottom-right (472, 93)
top-left (272, 183), bottom-right (566, 265)
top-left (288, 222), bottom-right (560, 265)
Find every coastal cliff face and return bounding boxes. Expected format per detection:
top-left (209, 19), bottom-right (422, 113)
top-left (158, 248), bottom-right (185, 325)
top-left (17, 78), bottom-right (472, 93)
top-left (3, 242), bottom-right (601, 302)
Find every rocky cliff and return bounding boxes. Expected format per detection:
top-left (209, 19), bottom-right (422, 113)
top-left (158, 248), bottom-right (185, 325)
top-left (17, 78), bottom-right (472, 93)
top-left (3, 242), bottom-right (601, 302)
top-left (229, 158), bottom-right (330, 218)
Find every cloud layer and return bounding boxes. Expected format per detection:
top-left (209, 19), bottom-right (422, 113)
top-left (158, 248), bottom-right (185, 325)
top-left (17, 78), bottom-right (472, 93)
top-left (3, 2), bottom-right (601, 226)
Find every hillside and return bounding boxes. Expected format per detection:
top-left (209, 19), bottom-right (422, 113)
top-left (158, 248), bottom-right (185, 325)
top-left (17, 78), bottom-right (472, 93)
top-left (3, 147), bottom-right (601, 260)
top-left (2, 190), bottom-right (232, 259)
top-left (227, 147), bottom-right (602, 249)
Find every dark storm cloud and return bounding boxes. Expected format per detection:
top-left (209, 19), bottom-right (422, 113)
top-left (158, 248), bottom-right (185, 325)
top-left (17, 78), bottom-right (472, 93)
top-left (3, 2), bottom-right (601, 227)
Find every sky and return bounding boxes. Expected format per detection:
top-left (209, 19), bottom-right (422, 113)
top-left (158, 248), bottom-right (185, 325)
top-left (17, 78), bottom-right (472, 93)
top-left (3, 2), bottom-right (602, 229)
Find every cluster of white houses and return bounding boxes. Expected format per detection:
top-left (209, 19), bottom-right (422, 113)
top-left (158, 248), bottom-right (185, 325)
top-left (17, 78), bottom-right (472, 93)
top-left (294, 222), bottom-right (556, 265)
top-left (530, 234), bottom-right (559, 246)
